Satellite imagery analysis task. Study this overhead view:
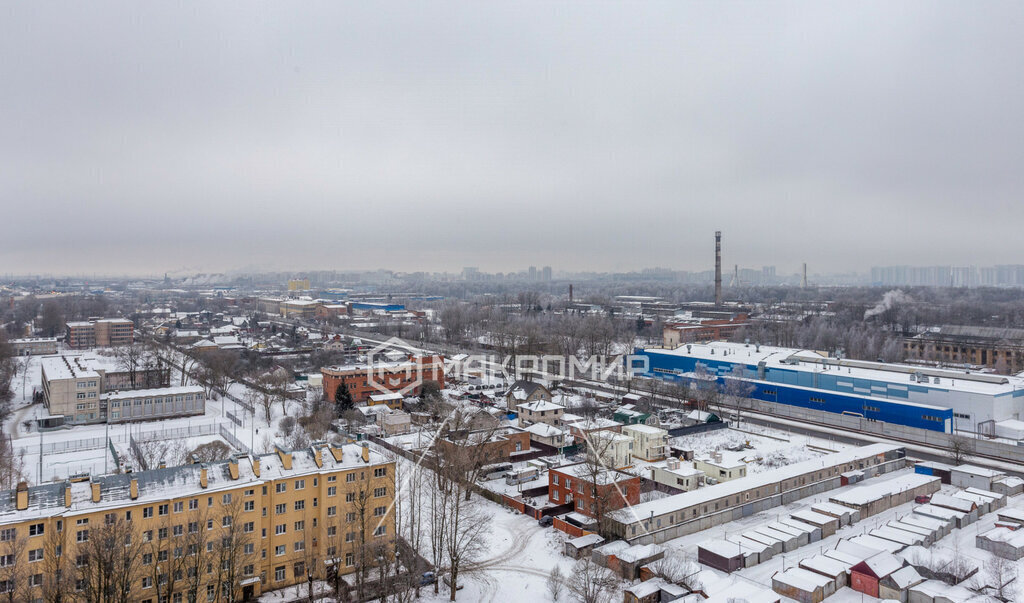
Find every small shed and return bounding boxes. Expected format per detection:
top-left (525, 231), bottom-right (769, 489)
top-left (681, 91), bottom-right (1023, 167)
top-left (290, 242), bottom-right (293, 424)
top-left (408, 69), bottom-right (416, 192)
top-left (833, 538), bottom-right (883, 562)
top-left (849, 534), bottom-right (904, 554)
top-left (952, 490), bottom-right (990, 515)
top-left (733, 536), bottom-right (773, 564)
top-left (772, 568), bottom-right (835, 603)
top-left (743, 531), bottom-right (783, 558)
top-left (767, 522), bottom-right (809, 548)
top-left (992, 475), bottom-right (1024, 496)
top-left (913, 461), bottom-right (953, 485)
top-left (780, 517), bottom-right (822, 543)
top-left (812, 501), bottom-right (860, 526)
top-left (617, 543), bottom-right (666, 580)
top-left (929, 493), bottom-right (978, 524)
top-left (698, 540), bottom-right (744, 573)
top-left (870, 526), bottom-right (925, 549)
top-left (840, 470), bottom-right (864, 486)
top-left (799, 554), bottom-right (850, 589)
top-left (976, 527), bottom-right (1024, 561)
top-left (565, 533), bottom-right (605, 560)
top-left (592, 540), bottom-right (631, 569)
top-left (850, 551), bottom-right (903, 598)
top-left (623, 577), bottom-right (686, 603)
top-left (755, 526), bottom-right (800, 552)
top-left (898, 513), bottom-right (951, 540)
top-left (886, 520), bottom-right (936, 547)
top-left (879, 565), bottom-right (924, 603)
top-left (791, 510), bottom-right (840, 538)
top-left (950, 464), bottom-right (1004, 491)
top-left (913, 504), bottom-right (967, 529)
top-left (908, 579), bottom-right (977, 603)
top-left (965, 486), bottom-right (1005, 509)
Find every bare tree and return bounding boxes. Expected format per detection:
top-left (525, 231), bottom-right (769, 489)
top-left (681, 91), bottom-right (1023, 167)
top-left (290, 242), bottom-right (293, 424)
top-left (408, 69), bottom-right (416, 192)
top-left (0, 530), bottom-right (30, 603)
top-left (947, 434), bottom-right (974, 465)
top-left (723, 365), bottom-right (756, 426)
top-left (987, 553), bottom-right (1018, 601)
top-left (181, 504), bottom-right (215, 603)
top-left (645, 551), bottom-right (702, 590)
top-left (566, 558), bottom-right (617, 603)
top-left (41, 522), bottom-right (72, 603)
top-left (547, 566), bottom-right (565, 601)
top-left (76, 514), bottom-right (144, 603)
top-left (212, 496), bottom-right (255, 603)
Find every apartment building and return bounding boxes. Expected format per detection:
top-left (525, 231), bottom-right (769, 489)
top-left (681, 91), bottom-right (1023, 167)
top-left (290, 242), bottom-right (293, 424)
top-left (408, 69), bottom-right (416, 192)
top-left (622, 424), bottom-right (669, 461)
top-left (103, 385), bottom-right (206, 423)
top-left (0, 442), bottom-right (396, 601)
top-left (65, 318), bottom-right (134, 349)
top-left (279, 300), bottom-right (321, 319)
top-left (321, 356), bottom-right (445, 404)
top-left (8, 337), bottom-right (58, 356)
top-left (41, 354), bottom-right (173, 424)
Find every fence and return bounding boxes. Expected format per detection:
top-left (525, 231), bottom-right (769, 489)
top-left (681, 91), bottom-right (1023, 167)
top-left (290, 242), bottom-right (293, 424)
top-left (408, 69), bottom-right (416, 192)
top-left (667, 421), bottom-right (729, 438)
top-left (30, 422), bottom-right (224, 456)
top-left (219, 424), bottom-right (250, 453)
top-left (226, 410), bottom-right (244, 428)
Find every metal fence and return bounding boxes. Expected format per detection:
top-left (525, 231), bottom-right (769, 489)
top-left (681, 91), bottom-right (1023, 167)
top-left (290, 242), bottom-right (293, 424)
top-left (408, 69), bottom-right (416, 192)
top-left (219, 424), bottom-right (250, 453)
top-left (226, 410), bottom-right (244, 428)
top-left (33, 422), bottom-right (224, 455)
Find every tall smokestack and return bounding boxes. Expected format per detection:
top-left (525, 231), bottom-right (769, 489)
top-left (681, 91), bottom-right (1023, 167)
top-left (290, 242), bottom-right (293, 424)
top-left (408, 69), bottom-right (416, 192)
top-left (569, 284), bottom-right (573, 303)
top-left (714, 231), bottom-right (722, 306)
top-left (802, 263), bottom-right (808, 289)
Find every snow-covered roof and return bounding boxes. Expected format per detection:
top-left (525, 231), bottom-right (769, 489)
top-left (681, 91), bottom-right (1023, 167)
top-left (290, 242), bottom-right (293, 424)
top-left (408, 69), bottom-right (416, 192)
top-left (104, 385), bottom-right (204, 400)
top-left (516, 399), bottom-right (565, 413)
top-left (951, 464), bottom-right (1004, 478)
top-left (566, 533), bottom-right (604, 549)
top-left (523, 423), bottom-right (563, 438)
top-left (886, 565), bottom-right (923, 589)
top-left (855, 551), bottom-right (903, 578)
top-left (772, 567), bottom-right (832, 592)
top-left (611, 443), bottom-right (901, 524)
top-left (830, 473), bottom-right (937, 506)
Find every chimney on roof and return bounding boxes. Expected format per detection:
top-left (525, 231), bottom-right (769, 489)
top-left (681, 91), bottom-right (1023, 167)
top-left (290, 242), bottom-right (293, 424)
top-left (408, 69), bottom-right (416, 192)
top-left (64, 481), bottom-right (72, 508)
top-left (228, 457), bottom-right (240, 480)
top-left (199, 466), bottom-right (208, 489)
top-left (129, 478), bottom-right (139, 500)
top-left (15, 482), bottom-right (28, 511)
top-left (361, 442), bottom-right (370, 464)
top-left (251, 456), bottom-right (261, 477)
top-left (275, 445), bottom-right (293, 470)
top-left (90, 481), bottom-right (101, 503)
top-left (313, 446), bottom-right (323, 468)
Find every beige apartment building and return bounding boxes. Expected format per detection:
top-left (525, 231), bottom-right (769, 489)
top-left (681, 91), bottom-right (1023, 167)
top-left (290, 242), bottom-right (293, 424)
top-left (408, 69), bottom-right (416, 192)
top-left (65, 318), bottom-right (134, 349)
top-left (0, 442), bottom-right (396, 602)
top-left (41, 354), bottom-right (174, 424)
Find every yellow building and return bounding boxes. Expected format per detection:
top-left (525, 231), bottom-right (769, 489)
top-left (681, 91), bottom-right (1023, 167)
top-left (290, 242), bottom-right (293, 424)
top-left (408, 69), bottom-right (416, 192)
top-left (288, 279), bottom-right (311, 292)
top-left (0, 442), bottom-right (395, 602)
top-left (280, 300), bottom-right (321, 319)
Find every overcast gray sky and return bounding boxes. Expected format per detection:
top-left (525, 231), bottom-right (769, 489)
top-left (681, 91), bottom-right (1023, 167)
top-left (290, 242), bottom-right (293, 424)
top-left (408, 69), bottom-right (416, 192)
top-left (2, 2), bottom-right (1022, 277)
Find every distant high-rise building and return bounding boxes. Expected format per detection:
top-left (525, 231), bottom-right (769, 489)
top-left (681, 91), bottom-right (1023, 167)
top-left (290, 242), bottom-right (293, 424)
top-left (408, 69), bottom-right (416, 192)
top-left (542, 266), bottom-right (552, 281)
top-left (528, 266), bottom-right (538, 281)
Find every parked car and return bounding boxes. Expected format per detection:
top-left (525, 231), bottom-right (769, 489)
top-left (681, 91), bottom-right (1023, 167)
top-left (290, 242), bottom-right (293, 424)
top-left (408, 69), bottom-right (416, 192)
top-left (420, 571), bottom-right (436, 586)
top-left (538, 515), bottom-right (554, 527)
top-left (915, 495), bottom-right (931, 504)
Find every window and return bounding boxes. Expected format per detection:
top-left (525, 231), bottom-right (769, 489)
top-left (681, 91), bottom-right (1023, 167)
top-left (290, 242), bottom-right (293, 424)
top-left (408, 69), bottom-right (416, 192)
top-left (327, 506), bottom-right (337, 517)
top-left (553, 475), bottom-right (559, 486)
top-left (294, 540), bottom-right (305, 552)
top-left (294, 500), bottom-right (305, 511)
top-left (274, 566), bottom-right (285, 581)
top-left (274, 545), bottom-right (285, 557)
top-left (222, 516), bottom-right (232, 528)
top-left (76, 530), bottom-right (89, 542)
top-left (326, 526), bottom-right (336, 537)
top-left (374, 525), bottom-right (387, 537)
top-left (189, 498), bottom-right (198, 510)
top-left (374, 467), bottom-right (387, 478)
top-left (346, 512), bottom-right (355, 523)
top-left (346, 473), bottom-right (356, 483)
top-left (275, 483), bottom-right (286, 494)
top-left (159, 504), bottom-right (169, 516)
top-left (294, 479), bottom-right (305, 490)
top-left (28, 549), bottom-right (43, 562)
top-left (346, 492), bottom-right (355, 503)
top-left (275, 524), bottom-right (286, 536)
top-left (222, 494), bottom-right (232, 504)
top-left (327, 486), bottom-right (336, 496)
top-left (142, 576), bottom-right (153, 589)
top-left (275, 503), bottom-right (286, 514)
top-left (173, 501), bottom-right (183, 513)
top-left (0, 529), bottom-right (13, 542)
top-left (244, 501), bottom-right (254, 512)
top-left (243, 521), bottom-right (254, 533)
top-left (28, 523), bottom-right (44, 537)
top-left (294, 521), bottom-right (305, 531)
top-left (374, 506), bottom-right (387, 517)
top-left (29, 574), bottom-right (42, 587)
top-left (144, 506), bottom-right (154, 518)
top-left (327, 475), bottom-right (336, 483)
top-left (345, 553), bottom-right (354, 567)
top-left (173, 525), bottom-right (183, 537)
top-left (373, 487), bottom-right (386, 498)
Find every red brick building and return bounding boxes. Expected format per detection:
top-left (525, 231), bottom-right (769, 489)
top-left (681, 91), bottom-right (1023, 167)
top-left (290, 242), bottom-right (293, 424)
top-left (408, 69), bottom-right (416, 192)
top-left (548, 463), bottom-right (642, 519)
top-left (321, 355), bottom-right (445, 404)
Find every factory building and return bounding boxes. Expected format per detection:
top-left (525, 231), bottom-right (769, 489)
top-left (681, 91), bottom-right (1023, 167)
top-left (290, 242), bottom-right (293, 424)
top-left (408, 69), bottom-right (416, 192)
top-left (632, 341), bottom-right (1024, 432)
